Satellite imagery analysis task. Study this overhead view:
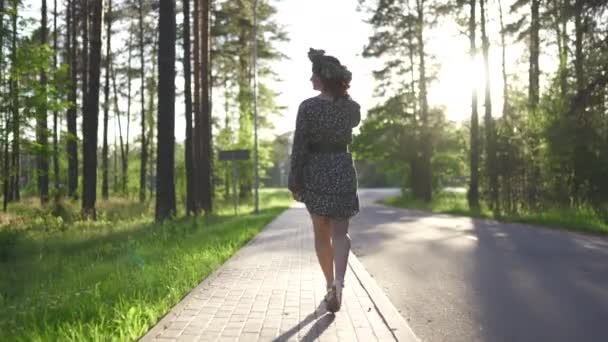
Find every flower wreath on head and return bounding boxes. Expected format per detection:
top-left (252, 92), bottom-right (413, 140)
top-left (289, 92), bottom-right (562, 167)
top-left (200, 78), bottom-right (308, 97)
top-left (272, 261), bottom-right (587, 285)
top-left (308, 48), bottom-right (352, 83)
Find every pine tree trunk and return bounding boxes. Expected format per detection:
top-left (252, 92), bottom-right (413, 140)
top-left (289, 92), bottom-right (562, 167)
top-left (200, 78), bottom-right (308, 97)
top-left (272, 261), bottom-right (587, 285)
top-left (200, 0), bottom-right (212, 213)
top-left (572, 0), bottom-right (585, 201)
top-left (529, 0), bottom-right (540, 109)
top-left (38, 0), bottom-right (50, 204)
top-left (124, 30), bottom-right (133, 194)
top-left (81, 0), bottom-right (89, 182)
top-left (527, 0), bottom-right (541, 208)
top-left (192, 0), bottom-right (202, 212)
top-left (1, 0), bottom-right (7, 211)
top-left (405, 0), bottom-right (420, 198)
top-left (111, 66), bottom-right (126, 196)
top-left (468, 0), bottom-right (480, 210)
top-left (481, 0), bottom-right (498, 212)
top-left (146, 48), bottom-right (157, 199)
top-left (138, 0), bottom-right (147, 203)
top-left (52, 0), bottom-right (59, 197)
top-left (102, 0), bottom-right (112, 200)
top-left (82, 0), bottom-right (102, 219)
top-left (183, 0), bottom-right (195, 214)
top-left (559, 0), bottom-right (568, 97)
top-left (10, 0), bottom-right (19, 201)
top-left (155, 0), bottom-right (177, 221)
top-left (67, 0), bottom-right (78, 198)
top-left (415, 0), bottom-right (431, 202)
top-left (498, 0), bottom-right (512, 212)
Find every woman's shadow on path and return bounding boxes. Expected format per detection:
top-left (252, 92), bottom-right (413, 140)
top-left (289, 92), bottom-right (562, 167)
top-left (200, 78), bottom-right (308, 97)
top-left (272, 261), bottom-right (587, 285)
top-left (273, 302), bottom-right (336, 342)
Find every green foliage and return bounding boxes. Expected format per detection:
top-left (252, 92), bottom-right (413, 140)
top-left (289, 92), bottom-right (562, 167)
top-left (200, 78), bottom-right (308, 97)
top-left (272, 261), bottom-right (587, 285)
top-left (383, 191), bottom-right (608, 235)
top-left (353, 94), bottom-right (468, 190)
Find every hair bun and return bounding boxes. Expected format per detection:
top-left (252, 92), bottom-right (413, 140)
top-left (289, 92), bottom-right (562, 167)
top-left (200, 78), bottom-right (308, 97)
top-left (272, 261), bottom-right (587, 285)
top-left (308, 48), bottom-right (326, 63)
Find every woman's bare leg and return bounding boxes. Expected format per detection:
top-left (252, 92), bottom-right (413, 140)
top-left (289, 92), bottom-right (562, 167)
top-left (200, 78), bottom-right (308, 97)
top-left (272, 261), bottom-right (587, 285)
top-left (330, 217), bottom-right (351, 294)
top-left (310, 213), bottom-right (334, 289)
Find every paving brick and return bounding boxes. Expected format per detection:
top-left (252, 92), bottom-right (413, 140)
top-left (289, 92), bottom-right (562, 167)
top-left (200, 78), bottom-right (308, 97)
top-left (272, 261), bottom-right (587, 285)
top-left (139, 206), bottom-right (400, 342)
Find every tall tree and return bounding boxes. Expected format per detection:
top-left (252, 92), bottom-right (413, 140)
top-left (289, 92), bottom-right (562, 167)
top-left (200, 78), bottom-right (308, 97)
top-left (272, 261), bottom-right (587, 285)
top-left (192, 0), bottom-right (202, 212)
top-left (467, 0), bottom-right (480, 210)
top-left (200, 0), bottom-right (212, 213)
top-left (102, 0), bottom-right (112, 200)
top-left (10, 0), bottom-right (19, 201)
top-left (529, 0), bottom-right (540, 109)
top-left (124, 29), bottom-right (133, 194)
top-left (155, 0), bottom-right (176, 221)
top-left (38, 0), bottom-right (50, 204)
top-left (81, 0), bottom-right (89, 189)
top-left (572, 0), bottom-right (585, 201)
top-left (82, 0), bottom-right (102, 218)
top-left (1, 0), bottom-right (7, 211)
top-left (66, 0), bottom-right (78, 198)
top-left (183, 0), bottom-right (195, 214)
top-left (480, 0), bottom-right (498, 211)
top-left (138, 0), bottom-right (147, 202)
top-left (52, 0), bottom-right (59, 195)
top-left (111, 66), bottom-right (127, 195)
top-left (415, 0), bottom-right (432, 202)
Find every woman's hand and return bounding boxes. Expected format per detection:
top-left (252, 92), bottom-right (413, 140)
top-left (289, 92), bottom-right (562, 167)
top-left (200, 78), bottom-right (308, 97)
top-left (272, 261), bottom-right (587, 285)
top-left (289, 183), bottom-right (303, 201)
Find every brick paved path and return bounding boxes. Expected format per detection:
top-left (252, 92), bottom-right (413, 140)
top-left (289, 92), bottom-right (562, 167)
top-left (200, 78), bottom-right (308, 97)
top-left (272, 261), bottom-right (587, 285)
top-left (141, 204), bottom-right (409, 342)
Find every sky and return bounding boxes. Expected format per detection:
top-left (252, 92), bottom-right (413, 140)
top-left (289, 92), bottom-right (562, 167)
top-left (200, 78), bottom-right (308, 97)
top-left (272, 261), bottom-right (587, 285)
top-left (267, 0), bottom-right (540, 136)
top-left (18, 0), bottom-right (557, 142)
top-left (268, 0), bottom-right (378, 135)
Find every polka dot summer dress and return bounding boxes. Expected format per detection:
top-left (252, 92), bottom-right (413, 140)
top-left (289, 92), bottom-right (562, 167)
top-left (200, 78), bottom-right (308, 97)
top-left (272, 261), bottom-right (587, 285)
top-left (288, 96), bottom-right (361, 218)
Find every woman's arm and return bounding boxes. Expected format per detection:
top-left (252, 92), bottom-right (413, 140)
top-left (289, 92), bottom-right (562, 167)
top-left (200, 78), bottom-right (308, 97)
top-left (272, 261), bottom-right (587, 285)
top-left (288, 103), bottom-right (308, 195)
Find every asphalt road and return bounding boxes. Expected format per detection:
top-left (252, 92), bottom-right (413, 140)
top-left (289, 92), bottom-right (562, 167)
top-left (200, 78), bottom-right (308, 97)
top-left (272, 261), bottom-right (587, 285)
top-left (348, 188), bottom-right (608, 342)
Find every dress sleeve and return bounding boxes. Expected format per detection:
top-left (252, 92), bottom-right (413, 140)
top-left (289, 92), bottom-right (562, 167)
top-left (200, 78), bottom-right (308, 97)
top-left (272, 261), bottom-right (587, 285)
top-left (288, 104), bottom-right (308, 194)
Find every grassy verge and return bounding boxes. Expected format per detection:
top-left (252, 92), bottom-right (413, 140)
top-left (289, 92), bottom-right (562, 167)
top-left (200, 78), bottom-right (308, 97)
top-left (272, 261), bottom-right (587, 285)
top-left (383, 191), bottom-right (608, 235)
top-left (0, 189), bottom-right (292, 341)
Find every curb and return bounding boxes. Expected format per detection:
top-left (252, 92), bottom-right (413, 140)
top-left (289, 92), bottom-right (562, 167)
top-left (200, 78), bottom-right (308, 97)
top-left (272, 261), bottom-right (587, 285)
top-left (348, 252), bottom-right (419, 342)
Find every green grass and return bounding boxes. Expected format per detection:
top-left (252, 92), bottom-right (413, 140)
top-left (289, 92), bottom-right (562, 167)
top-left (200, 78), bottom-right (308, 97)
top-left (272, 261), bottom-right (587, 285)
top-left (383, 191), bottom-right (608, 235)
top-left (0, 188), bottom-right (292, 341)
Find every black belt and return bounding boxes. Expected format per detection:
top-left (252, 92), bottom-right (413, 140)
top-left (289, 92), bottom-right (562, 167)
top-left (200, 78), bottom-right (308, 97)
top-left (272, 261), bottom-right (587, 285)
top-left (308, 142), bottom-right (348, 154)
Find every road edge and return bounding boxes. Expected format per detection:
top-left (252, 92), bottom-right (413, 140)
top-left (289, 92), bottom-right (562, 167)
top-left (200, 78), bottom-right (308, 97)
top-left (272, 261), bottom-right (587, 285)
top-left (348, 252), bottom-right (419, 342)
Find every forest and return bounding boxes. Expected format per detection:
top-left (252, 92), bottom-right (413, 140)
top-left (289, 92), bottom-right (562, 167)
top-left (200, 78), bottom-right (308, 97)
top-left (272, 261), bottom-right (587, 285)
top-left (0, 0), bottom-right (607, 339)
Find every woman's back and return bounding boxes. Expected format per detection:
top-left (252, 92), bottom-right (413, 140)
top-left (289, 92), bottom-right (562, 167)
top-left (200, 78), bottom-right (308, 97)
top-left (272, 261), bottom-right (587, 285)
top-left (289, 95), bottom-right (361, 218)
top-left (299, 96), bottom-right (361, 145)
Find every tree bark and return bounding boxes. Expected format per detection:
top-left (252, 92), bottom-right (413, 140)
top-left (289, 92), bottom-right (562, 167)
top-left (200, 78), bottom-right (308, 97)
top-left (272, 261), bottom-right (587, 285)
top-left (52, 0), bottom-right (59, 196)
top-left (102, 0), bottom-right (112, 200)
top-left (67, 0), bottom-right (78, 198)
top-left (183, 0), bottom-right (195, 214)
top-left (155, 0), bottom-right (177, 221)
top-left (192, 0), bottom-right (202, 212)
top-left (200, 0), bottom-right (212, 213)
top-left (415, 0), bottom-right (431, 202)
top-left (38, 0), bottom-right (49, 204)
top-left (1, 0), bottom-right (7, 211)
top-left (124, 29), bottom-right (133, 194)
top-left (138, 0), bottom-right (147, 203)
top-left (82, 0), bottom-right (102, 219)
top-left (81, 0), bottom-right (89, 186)
top-left (10, 0), bottom-right (19, 201)
top-left (529, 0), bottom-right (540, 110)
top-left (572, 0), bottom-right (585, 201)
top-left (111, 66), bottom-right (126, 196)
top-left (468, 0), bottom-right (480, 210)
top-left (497, 0), bottom-right (513, 212)
top-left (481, 0), bottom-right (498, 212)
top-left (527, 0), bottom-right (541, 208)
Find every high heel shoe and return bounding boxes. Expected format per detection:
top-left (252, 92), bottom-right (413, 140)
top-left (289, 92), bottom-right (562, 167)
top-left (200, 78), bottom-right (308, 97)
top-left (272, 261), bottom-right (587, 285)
top-left (325, 285), bottom-right (342, 313)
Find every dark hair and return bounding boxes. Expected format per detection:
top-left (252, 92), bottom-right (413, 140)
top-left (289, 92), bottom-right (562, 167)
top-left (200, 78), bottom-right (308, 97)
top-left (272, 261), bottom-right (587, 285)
top-left (312, 56), bottom-right (351, 100)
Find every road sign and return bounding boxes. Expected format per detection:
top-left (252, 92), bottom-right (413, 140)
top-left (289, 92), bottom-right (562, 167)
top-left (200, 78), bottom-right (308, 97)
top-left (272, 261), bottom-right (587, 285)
top-left (219, 149), bottom-right (251, 161)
